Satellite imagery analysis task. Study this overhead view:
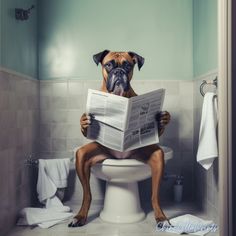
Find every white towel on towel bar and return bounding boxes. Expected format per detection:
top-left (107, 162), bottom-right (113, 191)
top-left (196, 92), bottom-right (218, 170)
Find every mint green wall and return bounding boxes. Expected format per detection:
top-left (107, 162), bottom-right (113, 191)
top-left (193, 0), bottom-right (218, 77)
top-left (0, 0), bottom-right (218, 80)
top-left (0, 0), bottom-right (38, 78)
top-left (38, 0), bottom-right (193, 80)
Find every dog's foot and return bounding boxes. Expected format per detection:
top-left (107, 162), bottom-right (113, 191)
top-left (154, 208), bottom-right (170, 224)
top-left (155, 215), bottom-right (169, 223)
top-left (68, 216), bottom-right (87, 227)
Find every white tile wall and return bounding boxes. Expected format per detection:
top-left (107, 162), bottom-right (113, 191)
top-left (0, 70), bottom-right (39, 236)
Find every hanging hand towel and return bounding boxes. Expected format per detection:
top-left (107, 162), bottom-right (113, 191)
top-left (196, 92), bottom-right (218, 170)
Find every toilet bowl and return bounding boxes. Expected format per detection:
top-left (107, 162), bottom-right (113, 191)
top-left (91, 145), bottom-right (173, 223)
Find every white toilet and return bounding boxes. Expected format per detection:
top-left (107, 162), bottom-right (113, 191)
top-left (91, 145), bottom-right (173, 223)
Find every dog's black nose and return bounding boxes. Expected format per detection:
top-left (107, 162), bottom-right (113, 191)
top-left (116, 80), bottom-right (121, 86)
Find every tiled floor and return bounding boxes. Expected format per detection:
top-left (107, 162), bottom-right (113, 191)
top-left (7, 202), bottom-right (219, 236)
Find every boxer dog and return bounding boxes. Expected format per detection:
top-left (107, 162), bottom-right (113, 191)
top-left (68, 50), bottom-right (171, 227)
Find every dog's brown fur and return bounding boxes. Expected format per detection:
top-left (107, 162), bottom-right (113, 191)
top-left (68, 51), bottom-right (170, 227)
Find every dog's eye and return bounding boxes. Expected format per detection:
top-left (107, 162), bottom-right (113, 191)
top-left (122, 62), bottom-right (132, 72)
top-left (104, 63), bottom-right (112, 70)
top-left (105, 63), bottom-right (111, 68)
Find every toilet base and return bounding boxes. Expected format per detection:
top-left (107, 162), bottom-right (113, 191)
top-left (100, 181), bottom-right (145, 223)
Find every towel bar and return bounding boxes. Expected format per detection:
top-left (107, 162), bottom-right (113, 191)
top-left (200, 76), bottom-right (217, 97)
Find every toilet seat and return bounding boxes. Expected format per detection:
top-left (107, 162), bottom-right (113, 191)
top-left (99, 158), bottom-right (146, 166)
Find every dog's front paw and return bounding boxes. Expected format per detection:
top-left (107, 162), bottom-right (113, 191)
top-left (154, 207), bottom-right (168, 221)
top-left (68, 216), bottom-right (87, 227)
top-left (156, 111), bottom-right (171, 127)
top-left (155, 215), bottom-right (168, 223)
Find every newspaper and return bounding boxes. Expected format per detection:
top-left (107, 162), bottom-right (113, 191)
top-left (86, 88), bottom-right (165, 151)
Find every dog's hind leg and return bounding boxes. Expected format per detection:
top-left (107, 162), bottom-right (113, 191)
top-left (68, 142), bottom-right (108, 227)
top-left (136, 145), bottom-right (169, 223)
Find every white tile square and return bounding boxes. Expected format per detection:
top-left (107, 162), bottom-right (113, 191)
top-left (178, 110), bottom-right (193, 140)
top-left (51, 124), bottom-right (68, 138)
top-left (40, 82), bottom-right (53, 96)
top-left (67, 95), bottom-right (84, 109)
top-left (162, 81), bottom-right (180, 96)
top-left (68, 81), bottom-right (84, 96)
top-left (0, 73), bottom-right (10, 91)
top-left (179, 81), bottom-right (193, 96)
top-left (52, 82), bottom-right (68, 97)
top-left (51, 110), bottom-right (68, 123)
top-left (52, 138), bottom-right (67, 151)
top-left (40, 96), bottom-right (51, 109)
top-left (50, 96), bottom-right (68, 109)
top-left (40, 109), bottom-right (53, 124)
top-left (66, 125), bottom-right (81, 138)
top-left (67, 110), bottom-right (82, 124)
top-left (0, 91), bottom-right (10, 109)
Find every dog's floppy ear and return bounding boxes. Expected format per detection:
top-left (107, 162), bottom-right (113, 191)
top-left (93, 50), bottom-right (110, 66)
top-left (128, 52), bottom-right (145, 70)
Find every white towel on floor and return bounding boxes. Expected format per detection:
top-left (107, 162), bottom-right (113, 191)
top-left (156, 214), bottom-right (218, 235)
top-left (196, 92), bottom-right (218, 170)
top-left (17, 207), bottom-right (73, 229)
top-left (17, 158), bottom-right (72, 228)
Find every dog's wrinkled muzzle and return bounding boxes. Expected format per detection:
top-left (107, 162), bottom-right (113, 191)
top-left (106, 68), bottom-right (130, 96)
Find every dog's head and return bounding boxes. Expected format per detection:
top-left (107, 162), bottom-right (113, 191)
top-left (93, 50), bottom-right (144, 96)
